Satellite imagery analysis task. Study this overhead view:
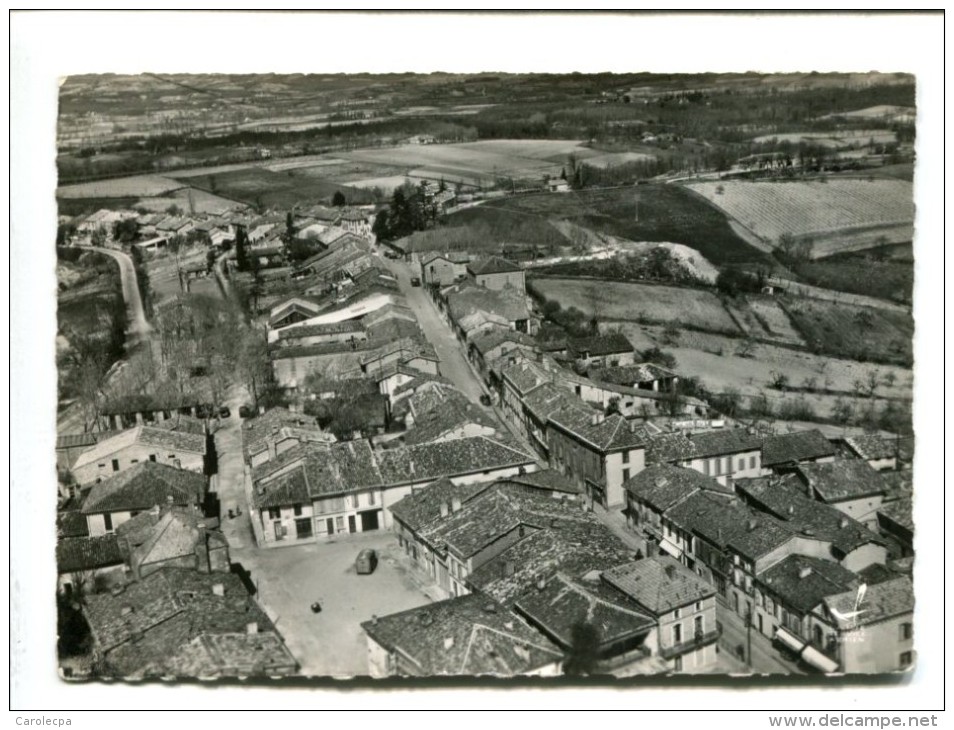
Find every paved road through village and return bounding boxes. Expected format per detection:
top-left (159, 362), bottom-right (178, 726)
top-left (379, 255), bottom-right (488, 404)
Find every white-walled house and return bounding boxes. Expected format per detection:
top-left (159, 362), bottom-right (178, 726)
top-left (72, 425), bottom-right (207, 486)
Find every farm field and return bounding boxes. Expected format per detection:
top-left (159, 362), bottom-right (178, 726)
top-left (451, 184), bottom-right (771, 266)
top-left (780, 297), bottom-right (913, 367)
top-left (529, 277), bottom-right (742, 335)
top-left (56, 174), bottom-right (185, 198)
top-left (582, 151), bottom-right (656, 168)
top-left (185, 167), bottom-right (375, 209)
top-left (750, 129), bottom-right (897, 148)
top-left (130, 188), bottom-right (248, 215)
top-left (685, 178), bottom-right (915, 257)
top-left (786, 252), bottom-right (913, 304)
top-left (338, 140), bottom-right (583, 183)
top-left (723, 297), bottom-right (805, 347)
top-left (609, 321), bottom-right (912, 423)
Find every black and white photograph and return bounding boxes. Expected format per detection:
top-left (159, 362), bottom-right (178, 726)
top-left (10, 8), bottom-right (944, 720)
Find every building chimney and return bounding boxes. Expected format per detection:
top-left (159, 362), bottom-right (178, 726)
top-left (444, 636), bottom-right (455, 650)
top-left (799, 566), bottom-right (813, 579)
top-left (246, 622), bottom-right (259, 635)
top-left (121, 605), bottom-right (133, 616)
top-left (451, 495), bottom-right (462, 513)
top-left (654, 476), bottom-right (669, 488)
top-left (212, 583), bottom-right (225, 597)
top-left (839, 517), bottom-right (849, 529)
top-left (787, 505), bottom-right (795, 516)
top-left (504, 621), bottom-right (515, 631)
top-left (371, 614), bottom-right (378, 625)
top-left (536, 576), bottom-right (547, 591)
top-left (747, 519), bottom-right (758, 532)
top-left (482, 603), bottom-right (497, 614)
top-left (440, 501), bottom-right (450, 518)
top-left (664, 564), bottom-right (677, 580)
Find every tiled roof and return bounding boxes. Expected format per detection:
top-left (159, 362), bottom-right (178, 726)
top-left (153, 632), bottom-right (298, 677)
top-left (686, 428), bottom-right (762, 459)
top-left (844, 434), bottom-right (896, 461)
top-left (603, 556), bottom-right (715, 615)
top-left (758, 555), bottom-right (859, 614)
top-left (514, 573), bottom-right (655, 650)
top-left (822, 575), bottom-right (914, 629)
top-left (500, 358), bottom-right (553, 396)
top-left (277, 320), bottom-right (366, 340)
top-left (388, 478), bottom-right (494, 533)
top-left (470, 329), bottom-right (538, 357)
top-left (82, 462), bottom-right (205, 515)
top-left (761, 429), bottom-right (836, 468)
top-left (128, 508), bottom-right (227, 571)
top-left (588, 363), bottom-right (677, 386)
top-left (645, 432), bottom-right (697, 465)
top-left (56, 535), bottom-right (123, 573)
top-left (361, 593), bottom-right (562, 676)
top-left (668, 489), bottom-right (794, 559)
top-left (795, 459), bottom-right (888, 502)
top-left (735, 475), bottom-right (885, 556)
top-left (497, 469), bottom-right (582, 495)
top-left (569, 334), bottom-right (635, 358)
top-left (56, 432), bottom-right (103, 450)
top-left (150, 414), bottom-right (208, 437)
top-left (377, 437), bottom-right (537, 488)
top-left (72, 425), bottom-right (206, 471)
top-left (549, 409), bottom-right (653, 453)
top-left (878, 497), bottom-right (914, 533)
top-left (446, 284), bottom-right (529, 325)
top-left (391, 372), bottom-right (456, 399)
top-left (624, 464), bottom-right (732, 512)
top-left (468, 512), bottom-right (635, 608)
top-left (466, 256), bottom-right (522, 276)
top-left (83, 569), bottom-right (281, 678)
top-left (522, 383), bottom-right (590, 425)
top-left (402, 391), bottom-right (498, 446)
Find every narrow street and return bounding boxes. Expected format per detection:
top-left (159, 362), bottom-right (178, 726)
top-left (379, 255), bottom-right (488, 404)
top-left (716, 599), bottom-right (806, 675)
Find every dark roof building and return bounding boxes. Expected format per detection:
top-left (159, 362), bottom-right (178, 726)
top-left (624, 464), bottom-right (732, 513)
top-left (761, 429), bottom-right (837, 469)
top-left (81, 462), bottom-right (206, 516)
top-left (466, 256), bottom-right (522, 277)
top-left (603, 555), bottom-right (716, 615)
top-left (361, 593), bottom-right (563, 676)
top-left (686, 429), bottom-right (763, 459)
top-left (57, 535), bottom-right (123, 574)
top-left (757, 555), bottom-right (859, 614)
top-left (793, 460), bottom-right (888, 503)
top-left (569, 333), bottom-right (634, 359)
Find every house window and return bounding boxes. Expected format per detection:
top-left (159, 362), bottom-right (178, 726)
top-left (335, 515), bottom-right (345, 532)
top-left (130, 511), bottom-right (139, 518)
top-left (899, 623), bottom-right (913, 641)
top-left (695, 601), bottom-right (702, 613)
top-left (98, 463), bottom-right (106, 469)
top-left (703, 460), bottom-right (710, 476)
top-left (131, 459), bottom-right (139, 464)
top-left (168, 454), bottom-right (176, 460)
top-left (673, 608), bottom-right (681, 619)
top-left (622, 468), bottom-right (630, 483)
top-left (268, 507), bottom-right (281, 520)
top-left (749, 456), bottom-right (756, 469)
top-left (899, 652), bottom-right (913, 669)
top-left (103, 513), bottom-right (113, 532)
top-left (294, 504), bottom-right (303, 517)
top-left (621, 450), bottom-right (629, 465)
top-left (672, 623), bottom-right (682, 644)
top-left (111, 459), bottom-right (120, 472)
top-left (694, 615), bottom-right (704, 638)
top-left (737, 457), bottom-right (744, 471)
top-left (368, 491), bottom-right (376, 506)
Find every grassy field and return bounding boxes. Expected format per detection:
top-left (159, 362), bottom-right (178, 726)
top-left (450, 185), bottom-right (770, 267)
top-left (780, 296), bottom-right (913, 366)
top-left (57, 174), bottom-right (185, 198)
top-left (529, 277), bottom-right (742, 335)
top-left (788, 252), bottom-right (913, 304)
top-left (186, 168), bottom-right (375, 209)
top-left (686, 178), bottom-right (915, 257)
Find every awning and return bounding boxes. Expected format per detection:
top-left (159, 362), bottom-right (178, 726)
top-left (801, 644), bottom-right (840, 674)
top-left (659, 538), bottom-right (684, 560)
top-left (774, 627), bottom-right (806, 653)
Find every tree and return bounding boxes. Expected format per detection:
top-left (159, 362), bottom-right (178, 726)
top-left (234, 225), bottom-right (249, 272)
top-left (90, 225), bottom-right (107, 247)
top-left (165, 204), bottom-right (183, 216)
top-left (769, 371), bottom-right (790, 391)
top-left (56, 222), bottom-right (77, 247)
top-left (563, 621), bottom-right (601, 676)
top-left (832, 398), bottom-right (855, 427)
top-left (332, 190), bottom-right (347, 207)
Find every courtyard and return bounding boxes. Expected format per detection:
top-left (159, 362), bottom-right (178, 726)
top-left (230, 531), bottom-right (440, 677)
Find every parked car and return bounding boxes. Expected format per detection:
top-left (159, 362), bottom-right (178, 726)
top-left (239, 404), bottom-right (256, 419)
top-left (355, 548), bottom-right (378, 575)
top-left (410, 276), bottom-right (421, 287)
